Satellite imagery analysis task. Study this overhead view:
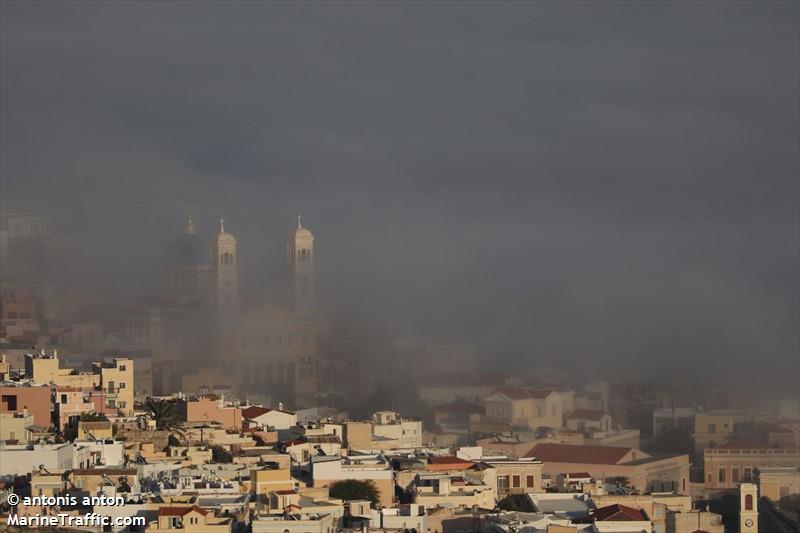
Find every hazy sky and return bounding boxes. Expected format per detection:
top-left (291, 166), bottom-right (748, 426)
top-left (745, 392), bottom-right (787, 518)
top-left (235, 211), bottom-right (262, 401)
top-left (2, 2), bottom-right (798, 388)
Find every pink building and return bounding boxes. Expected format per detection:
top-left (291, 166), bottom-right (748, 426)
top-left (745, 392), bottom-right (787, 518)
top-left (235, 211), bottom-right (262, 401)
top-left (179, 395), bottom-right (242, 430)
top-left (0, 384), bottom-right (52, 427)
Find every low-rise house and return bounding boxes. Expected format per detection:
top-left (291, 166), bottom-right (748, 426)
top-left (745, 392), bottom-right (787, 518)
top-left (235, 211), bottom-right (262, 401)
top-left (413, 472), bottom-right (496, 510)
top-left (310, 454), bottom-right (394, 507)
top-left (757, 466), bottom-right (800, 501)
top-left (250, 512), bottom-right (336, 533)
top-left (566, 410), bottom-right (612, 433)
top-left (369, 504), bottom-right (427, 531)
top-left (485, 387), bottom-right (572, 430)
top-left (529, 493), bottom-right (591, 520)
top-left (344, 411), bottom-right (422, 451)
top-left (703, 441), bottom-right (799, 493)
top-left (471, 455), bottom-right (544, 498)
top-left (242, 405), bottom-right (297, 431)
top-left (250, 462), bottom-right (295, 496)
top-left (0, 382), bottom-right (51, 427)
top-left (146, 505), bottom-right (232, 532)
top-left (68, 467), bottom-right (139, 494)
top-left (178, 394), bottom-right (242, 430)
top-left (525, 443), bottom-right (690, 494)
top-left (589, 503), bottom-right (652, 533)
top-left (0, 441), bottom-right (93, 475)
top-left (0, 410), bottom-right (34, 442)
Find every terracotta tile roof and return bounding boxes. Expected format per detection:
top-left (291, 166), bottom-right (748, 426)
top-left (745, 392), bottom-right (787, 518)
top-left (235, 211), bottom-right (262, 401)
top-left (427, 456), bottom-right (476, 470)
top-left (566, 409), bottom-right (607, 421)
top-left (158, 505), bottom-right (209, 517)
top-left (242, 406), bottom-right (271, 419)
top-left (492, 387), bottom-right (557, 400)
top-left (564, 472), bottom-right (592, 479)
top-left (592, 503), bottom-right (647, 521)
top-left (493, 387), bottom-right (535, 400)
top-left (524, 443), bottom-right (633, 465)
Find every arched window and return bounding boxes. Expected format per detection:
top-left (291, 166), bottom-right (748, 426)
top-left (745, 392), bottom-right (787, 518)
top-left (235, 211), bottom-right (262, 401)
top-left (8, 311), bottom-right (17, 319)
top-left (745, 494), bottom-right (753, 510)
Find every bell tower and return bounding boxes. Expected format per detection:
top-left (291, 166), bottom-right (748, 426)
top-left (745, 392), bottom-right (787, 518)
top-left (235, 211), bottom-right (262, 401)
top-left (287, 215), bottom-right (315, 317)
top-left (209, 218), bottom-right (239, 323)
top-left (739, 483), bottom-right (758, 533)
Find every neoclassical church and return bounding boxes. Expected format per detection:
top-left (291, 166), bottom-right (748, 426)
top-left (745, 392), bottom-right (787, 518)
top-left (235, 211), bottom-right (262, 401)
top-left (125, 208), bottom-right (327, 404)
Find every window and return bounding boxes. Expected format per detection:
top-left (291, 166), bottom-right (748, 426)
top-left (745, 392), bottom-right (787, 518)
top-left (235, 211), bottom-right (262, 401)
top-left (719, 468), bottom-right (726, 483)
top-left (744, 468), bottom-right (752, 482)
top-left (119, 382), bottom-right (126, 389)
top-left (497, 476), bottom-right (509, 491)
top-left (287, 335), bottom-right (294, 346)
top-left (510, 475), bottom-right (520, 488)
top-left (526, 475), bottom-right (535, 487)
top-left (61, 394), bottom-right (67, 404)
top-left (537, 405), bottom-right (543, 417)
top-left (107, 380), bottom-right (115, 393)
top-left (745, 494), bottom-right (753, 511)
top-left (732, 467), bottom-right (739, 483)
top-left (119, 365), bottom-right (126, 371)
top-left (708, 423), bottom-right (716, 434)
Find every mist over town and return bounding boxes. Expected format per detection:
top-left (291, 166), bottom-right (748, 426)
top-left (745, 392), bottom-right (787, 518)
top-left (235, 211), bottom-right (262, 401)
top-left (0, 2), bottom-right (798, 532)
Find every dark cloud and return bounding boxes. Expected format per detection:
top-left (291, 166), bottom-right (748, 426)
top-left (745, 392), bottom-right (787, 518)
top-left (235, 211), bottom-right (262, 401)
top-left (1, 1), bottom-right (798, 389)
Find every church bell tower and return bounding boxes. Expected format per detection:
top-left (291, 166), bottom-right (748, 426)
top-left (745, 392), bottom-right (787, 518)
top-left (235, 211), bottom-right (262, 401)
top-left (209, 218), bottom-right (239, 323)
top-left (739, 483), bottom-right (758, 533)
top-left (287, 215), bottom-right (315, 318)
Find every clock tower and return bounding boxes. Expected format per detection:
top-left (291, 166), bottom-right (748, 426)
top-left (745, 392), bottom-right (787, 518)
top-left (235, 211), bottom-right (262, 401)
top-left (739, 482), bottom-right (758, 533)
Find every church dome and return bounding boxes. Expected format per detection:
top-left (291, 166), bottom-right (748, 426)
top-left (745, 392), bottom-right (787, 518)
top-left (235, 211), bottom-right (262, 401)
top-left (211, 218), bottom-right (237, 245)
top-left (293, 215), bottom-right (313, 239)
top-left (167, 232), bottom-right (208, 268)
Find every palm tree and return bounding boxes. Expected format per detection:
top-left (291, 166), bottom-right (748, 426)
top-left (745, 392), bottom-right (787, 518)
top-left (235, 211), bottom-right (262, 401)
top-left (145, 398), bottom-right (186, 442)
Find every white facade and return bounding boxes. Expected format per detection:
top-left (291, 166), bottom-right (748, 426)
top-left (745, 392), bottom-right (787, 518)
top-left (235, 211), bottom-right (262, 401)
top-left (0, 442), bottom-right (92, 476)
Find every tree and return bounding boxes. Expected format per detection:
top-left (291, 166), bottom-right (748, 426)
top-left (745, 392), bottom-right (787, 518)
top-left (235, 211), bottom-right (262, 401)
top-left (329, 479), bottom-right (381, 506)
top-left (211, 445), bottom-right (233, 463)
top-left (145, 398), bottom-right (186, 442)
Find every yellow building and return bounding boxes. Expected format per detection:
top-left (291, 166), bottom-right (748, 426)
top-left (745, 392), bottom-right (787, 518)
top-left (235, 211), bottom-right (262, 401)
top-left (0, 411), bottom-right (34, 442)
top-left (703, 442), bottom-right (799, 492)
top-left (251, 465), bottom-right (295, 496)
top-left (692, 410), bottom-right (764, 456)
top-left (146, 506), bottom-right (231, 532)
top-left (485, 387), bottom-right (572, 430)
top-left (93, 358), bottom-right (134, 415)
top-left (758, 467), bottom-right (800, 501)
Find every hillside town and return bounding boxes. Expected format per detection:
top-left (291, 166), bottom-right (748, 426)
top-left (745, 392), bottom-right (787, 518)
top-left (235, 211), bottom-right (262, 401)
top-left (1, 211), bottom-right (798, 532)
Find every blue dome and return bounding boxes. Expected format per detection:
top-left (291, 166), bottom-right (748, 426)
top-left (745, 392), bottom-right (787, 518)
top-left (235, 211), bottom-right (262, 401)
top-left (167, 232), bottom-right (208, 268)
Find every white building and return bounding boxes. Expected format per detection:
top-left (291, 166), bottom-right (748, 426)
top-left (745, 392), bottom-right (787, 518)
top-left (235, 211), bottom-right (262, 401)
top-left (0, 442), bottom-right (93, 476)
